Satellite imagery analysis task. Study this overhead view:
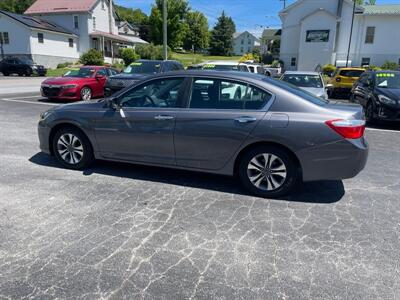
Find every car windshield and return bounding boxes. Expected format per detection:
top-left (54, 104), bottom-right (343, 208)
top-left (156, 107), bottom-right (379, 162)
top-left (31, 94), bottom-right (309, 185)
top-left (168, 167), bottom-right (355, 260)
top-left (20, 58), bottom-right (35, 65)
top-left (338, 69), bottom-right (364, 77)
top-left (267, 78), bottom-right (329, 105)
top-left (63, 68), bottom-right (96, 78)
top-left (281, 74), bottom-right (323, 88)
top-left (202, 64), bottom-right (240, 71)
top-left (375, 73), bottom-right (400, 89)
top-left (123, 61), bottom-right (161, 74)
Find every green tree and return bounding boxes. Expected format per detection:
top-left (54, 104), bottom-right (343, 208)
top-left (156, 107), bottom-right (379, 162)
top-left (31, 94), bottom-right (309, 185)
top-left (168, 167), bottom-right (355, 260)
top-left (209, 11), bottom-right (236, 56)
top-left (115, 6), bottom-right (150, 41)
top-left (183, 11), bottom-right (209, 52)
top-left (149, 0), bottom-right (189, 48)
top-left (355, 0), bottom-right (376, 5)
top-left (0, 0), bottom-right (35, 14)
top-left (135, 43), bottom-right (171, 60)
top-left (79, 49), bottom-right (104, 66)
top-left (120, 48), bottom-right (140, 66)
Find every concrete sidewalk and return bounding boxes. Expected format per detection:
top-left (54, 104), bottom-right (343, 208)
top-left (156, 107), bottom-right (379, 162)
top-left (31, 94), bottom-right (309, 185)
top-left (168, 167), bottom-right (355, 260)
top-left (0, 76), bottom-right (45, 95)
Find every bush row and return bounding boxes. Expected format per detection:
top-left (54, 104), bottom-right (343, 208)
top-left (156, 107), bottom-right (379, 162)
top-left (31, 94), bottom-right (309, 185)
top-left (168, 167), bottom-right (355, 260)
top-left (322, 61), bottom-right (399, 75)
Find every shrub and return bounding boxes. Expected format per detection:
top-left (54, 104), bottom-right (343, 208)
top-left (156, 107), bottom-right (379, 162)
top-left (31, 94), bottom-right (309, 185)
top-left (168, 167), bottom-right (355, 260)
top-left (135, 44), bottom-right (171, 60)
top-left (368, 65), bottom-right (381, 71)
top-left (111, 62), bottom-right (125, 71)
top-left (56, 62), bottom-right (73, 69)
top-left (381, 61), bottom-right (398, 71)
top-left (322, 64), bottom-right (336, 76)
top-left (271, 60), bottom-right (280, 68)
top-left (239, 53), bottom-right (255, 63)
top-left (120, 48), bottom-right (140, 66)
top-left (79, 49), bottom-right (104, 66)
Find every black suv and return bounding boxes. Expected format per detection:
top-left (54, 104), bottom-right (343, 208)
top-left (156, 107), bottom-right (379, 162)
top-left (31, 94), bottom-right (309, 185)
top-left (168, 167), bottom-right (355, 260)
top-left (351, 70), bottom-right (400, 123)
top-left (0, 57), bottom-right (47, 76)
top-left (104, 59), bottom-right (184, 96)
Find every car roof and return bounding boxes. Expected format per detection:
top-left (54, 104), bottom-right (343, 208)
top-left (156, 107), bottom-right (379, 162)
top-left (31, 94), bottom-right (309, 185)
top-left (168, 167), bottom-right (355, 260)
top-left (369, 70), bottom-right (399, 74)
top-left (283, 71), bottom-right (320, 75)
top-left (337, 67), bottom-right (365, 71)
top-left (137, 59), bottom-right (182, 64)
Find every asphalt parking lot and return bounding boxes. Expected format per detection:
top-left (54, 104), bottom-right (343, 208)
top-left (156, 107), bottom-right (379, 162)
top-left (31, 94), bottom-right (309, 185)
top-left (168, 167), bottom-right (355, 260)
top-left (0, 81), bottom-right (399, 299)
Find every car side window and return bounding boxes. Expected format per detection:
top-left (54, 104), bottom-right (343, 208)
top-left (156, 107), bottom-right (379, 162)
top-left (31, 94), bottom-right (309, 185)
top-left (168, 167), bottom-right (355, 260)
top-left (108, 68), bottom-right (118, 76)
top-left (96, 68), bottom-right (107, 76)
top-left (119, 78), bottom-right (184, 108)
top-left (189, 78), bottom-right (272, 110)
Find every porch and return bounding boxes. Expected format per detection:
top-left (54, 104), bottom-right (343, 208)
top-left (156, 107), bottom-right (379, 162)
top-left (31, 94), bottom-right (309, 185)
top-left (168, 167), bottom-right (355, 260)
top-left (90, 31), bottom-right (133, 64)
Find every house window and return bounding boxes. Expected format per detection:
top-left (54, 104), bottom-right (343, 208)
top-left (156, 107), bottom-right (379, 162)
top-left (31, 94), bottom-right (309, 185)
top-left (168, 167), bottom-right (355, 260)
top-left (361, 57), bottom-right (370, 67)
top-left (248, 40), bottom-right (251, 45)
top-left (0, 32), bottom-right (9, 44)
top-left (68, 38), bottom-right (74, 48)
top-left (240, 47), bottom-right (244, 53)
top-left (248, 47), bottom-right (251, 52)
top-left (73, 15), bottom-right (79, 29)
top-left (38, 33), bottom-right (44, 44)
top-left (365, 27), bottom-right (375, 44)
top-left (241, 39), bottom-right (244, 45)
top-left (291, 57), bottom-right (296, 67)
top-left (101, 0), bottom-right (105, 9)
top-left (93, 17), bottom-right (96, 30)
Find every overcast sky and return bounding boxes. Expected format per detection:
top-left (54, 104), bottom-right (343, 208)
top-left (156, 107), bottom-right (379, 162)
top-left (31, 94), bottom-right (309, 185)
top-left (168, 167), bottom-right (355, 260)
top-left (115, 0), bottom-right (400, 37)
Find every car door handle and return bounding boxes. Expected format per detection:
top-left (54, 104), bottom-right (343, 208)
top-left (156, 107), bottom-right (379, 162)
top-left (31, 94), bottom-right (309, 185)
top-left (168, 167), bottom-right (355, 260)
top-left (235, 116), bottom-right (257, 123)
top-left (154, 115), bottom-right (175, 120)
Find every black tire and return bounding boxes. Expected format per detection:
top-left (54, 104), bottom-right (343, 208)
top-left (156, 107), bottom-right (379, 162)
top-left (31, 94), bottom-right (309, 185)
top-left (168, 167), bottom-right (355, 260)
top-left (25, 69), bottom-right (32, 77)
top-left (3, 72), bottom-right (9, 76)
top-left (52, 127), bottom-right (94, 170)
top-left (365, 101), bottom-right (376, 124)
top-left (238, 146), bottom-right (298, 198)
top-left (80, 86), bottom-right (92, 101)
top-left (327, 89), bottom-right (335, 99)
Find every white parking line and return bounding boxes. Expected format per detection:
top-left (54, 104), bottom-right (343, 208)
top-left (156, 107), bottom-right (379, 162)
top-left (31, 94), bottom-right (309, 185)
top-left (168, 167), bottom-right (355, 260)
top-left (366, 127), bottom-right (400, 133)
top-left (3, 95), bottom-right (42, 100)
top-left (0, 98), bottom-right (58, 106)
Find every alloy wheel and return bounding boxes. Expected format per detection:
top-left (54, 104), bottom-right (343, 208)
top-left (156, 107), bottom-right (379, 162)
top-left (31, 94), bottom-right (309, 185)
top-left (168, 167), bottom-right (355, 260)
top-left (247, 153), bottom-right (287, 191)
top-left (57, 133), bottom-right (84, 165)
top-left (81, 87), bottom-right (92, 100)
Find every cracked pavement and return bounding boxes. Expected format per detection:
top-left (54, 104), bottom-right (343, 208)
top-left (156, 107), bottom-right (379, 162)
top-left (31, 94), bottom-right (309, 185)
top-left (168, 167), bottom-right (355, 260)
top-left (0, 94), bottom-right (399, 299)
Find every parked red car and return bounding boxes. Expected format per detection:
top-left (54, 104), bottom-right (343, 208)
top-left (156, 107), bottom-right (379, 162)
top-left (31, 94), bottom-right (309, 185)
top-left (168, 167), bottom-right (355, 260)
top-left (41, 66), bottom-right (119, 101)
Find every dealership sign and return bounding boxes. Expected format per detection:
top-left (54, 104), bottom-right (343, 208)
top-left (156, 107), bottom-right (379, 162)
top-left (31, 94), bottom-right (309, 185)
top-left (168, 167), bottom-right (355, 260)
top-left (306, 30), bottom-right (330, 42)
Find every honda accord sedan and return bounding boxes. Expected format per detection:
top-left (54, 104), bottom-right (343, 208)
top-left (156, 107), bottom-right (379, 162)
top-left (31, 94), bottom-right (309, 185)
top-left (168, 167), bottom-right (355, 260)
top-left (38, 71), bottom-right (368, 198)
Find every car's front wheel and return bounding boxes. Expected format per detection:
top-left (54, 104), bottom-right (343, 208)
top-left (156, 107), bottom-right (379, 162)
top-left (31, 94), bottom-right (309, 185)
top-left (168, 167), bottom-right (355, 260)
top-left (365, 101), bottom-right (376, 124)
top-left (80, 87), bottom-right (92, 101)
top-left (238, 146), bottom-right (298, 198)
top-left (52, 127), bottom-right (94, 170)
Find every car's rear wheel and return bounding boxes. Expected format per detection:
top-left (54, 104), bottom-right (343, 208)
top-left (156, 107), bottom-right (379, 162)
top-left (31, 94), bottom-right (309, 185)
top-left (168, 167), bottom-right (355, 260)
top-left (238, 146), bottom-right (298, 198)
top-left (3, 72), bottom-right (9, 76)
top-left (80, 87), bottom-right (92, 101)
top-left (52, 127), bottom-right (94, 170)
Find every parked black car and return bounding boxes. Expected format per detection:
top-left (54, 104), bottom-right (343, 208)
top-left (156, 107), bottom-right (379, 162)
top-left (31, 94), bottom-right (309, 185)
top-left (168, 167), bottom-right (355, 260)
top-left (0, 57), bottom-right (47, 76)
top-left (350, 70), bottom-right (400, 123)
top-left (104, 59), bottom-right (184, 96)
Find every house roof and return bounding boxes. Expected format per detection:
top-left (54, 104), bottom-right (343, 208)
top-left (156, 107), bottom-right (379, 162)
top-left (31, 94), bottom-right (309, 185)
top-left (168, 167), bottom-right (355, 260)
top-left (0, 10), bottom-right (75, 35)
top-left (361, 4), bottom-right (400, 15)
top-left (25, 0), bottom-right (98, 15)
top-left (232, 31), bottom-right (260, 41)
top-left (90, 30), bottom-right (133, 43)
top-left (280, 0), bottom-right (363, 14)
top-left (262, 29), bottom-right (281, 39)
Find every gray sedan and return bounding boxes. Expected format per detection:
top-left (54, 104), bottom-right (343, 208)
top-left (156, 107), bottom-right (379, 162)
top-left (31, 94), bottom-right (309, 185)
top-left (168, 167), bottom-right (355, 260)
top-left (38, 71), bottom-right (368, 198)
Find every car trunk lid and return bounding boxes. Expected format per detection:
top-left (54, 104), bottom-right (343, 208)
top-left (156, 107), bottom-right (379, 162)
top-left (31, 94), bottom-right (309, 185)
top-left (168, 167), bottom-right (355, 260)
top-left (326, 101), bottom-right (365, 120)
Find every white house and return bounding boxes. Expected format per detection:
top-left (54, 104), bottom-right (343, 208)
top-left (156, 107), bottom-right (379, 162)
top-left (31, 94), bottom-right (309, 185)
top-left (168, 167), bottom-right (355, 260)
top-left (232, 31), bottom-right (260, 56)
top-left (279, 0), bottom-right (400, 71)
top-left (118, 21), bottom-right (148, 47)
top-left (0, 0), bottom-right (134, 68)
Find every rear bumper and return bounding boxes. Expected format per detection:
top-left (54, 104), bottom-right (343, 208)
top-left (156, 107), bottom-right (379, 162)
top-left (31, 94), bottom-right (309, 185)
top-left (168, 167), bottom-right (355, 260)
top-left (38, 121), bottom-right (51, 154)
top-left (297, 138), bottom-right (369, 182)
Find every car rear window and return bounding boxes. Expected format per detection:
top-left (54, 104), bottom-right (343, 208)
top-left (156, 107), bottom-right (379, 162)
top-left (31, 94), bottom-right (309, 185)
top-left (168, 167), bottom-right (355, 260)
top-left (266, 78), bottom-right (329, 106)
top-left (339, 70), bottom-right (364, 77)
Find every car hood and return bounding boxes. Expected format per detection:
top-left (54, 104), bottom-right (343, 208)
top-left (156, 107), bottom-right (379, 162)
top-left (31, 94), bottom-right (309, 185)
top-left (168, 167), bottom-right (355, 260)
top-left (299, 87), bottom-right (325, 97)
top-left (110, 73), bottom-right (149, 80)
top-left (42, 77), bottom-right (89, 85)
top-left (375, 88), bottom-right (400, 101)
top-left (326, 101), bottom-right (364, 120)
top-left (54, 99), bottom-right (106, 111)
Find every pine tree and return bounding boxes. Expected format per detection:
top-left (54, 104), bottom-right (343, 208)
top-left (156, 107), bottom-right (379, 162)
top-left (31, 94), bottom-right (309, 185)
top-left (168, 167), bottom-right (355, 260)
top-left (209, 11), bottom-right (236, 56)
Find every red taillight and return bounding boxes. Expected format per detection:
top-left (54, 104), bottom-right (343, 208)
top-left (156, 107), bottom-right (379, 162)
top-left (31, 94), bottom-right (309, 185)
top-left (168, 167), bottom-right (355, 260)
top-left (325, 119), bottom-right (366, 139)
top-left (336, 77), bottom-right (341, 82)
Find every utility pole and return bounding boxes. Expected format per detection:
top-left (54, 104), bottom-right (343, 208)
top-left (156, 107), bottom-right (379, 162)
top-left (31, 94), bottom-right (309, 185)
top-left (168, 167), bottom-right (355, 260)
top-left (163, 0), bottom-right (168, 61)
top-left (280, 0), bottom-right (287, 9)
top-left (346, 0), bottom-right (356, 67)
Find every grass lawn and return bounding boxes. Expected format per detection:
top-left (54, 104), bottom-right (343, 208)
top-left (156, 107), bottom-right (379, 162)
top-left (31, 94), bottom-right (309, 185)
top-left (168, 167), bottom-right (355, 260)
top-left (46, 68), bottom-right (71, 77)
top-left (171, 52), bottom-right (242, 67)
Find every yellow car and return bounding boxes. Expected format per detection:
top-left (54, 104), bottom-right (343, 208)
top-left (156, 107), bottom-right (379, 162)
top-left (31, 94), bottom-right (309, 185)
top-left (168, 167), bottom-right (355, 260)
top-left (327, 67), bottom-right (365, 98)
